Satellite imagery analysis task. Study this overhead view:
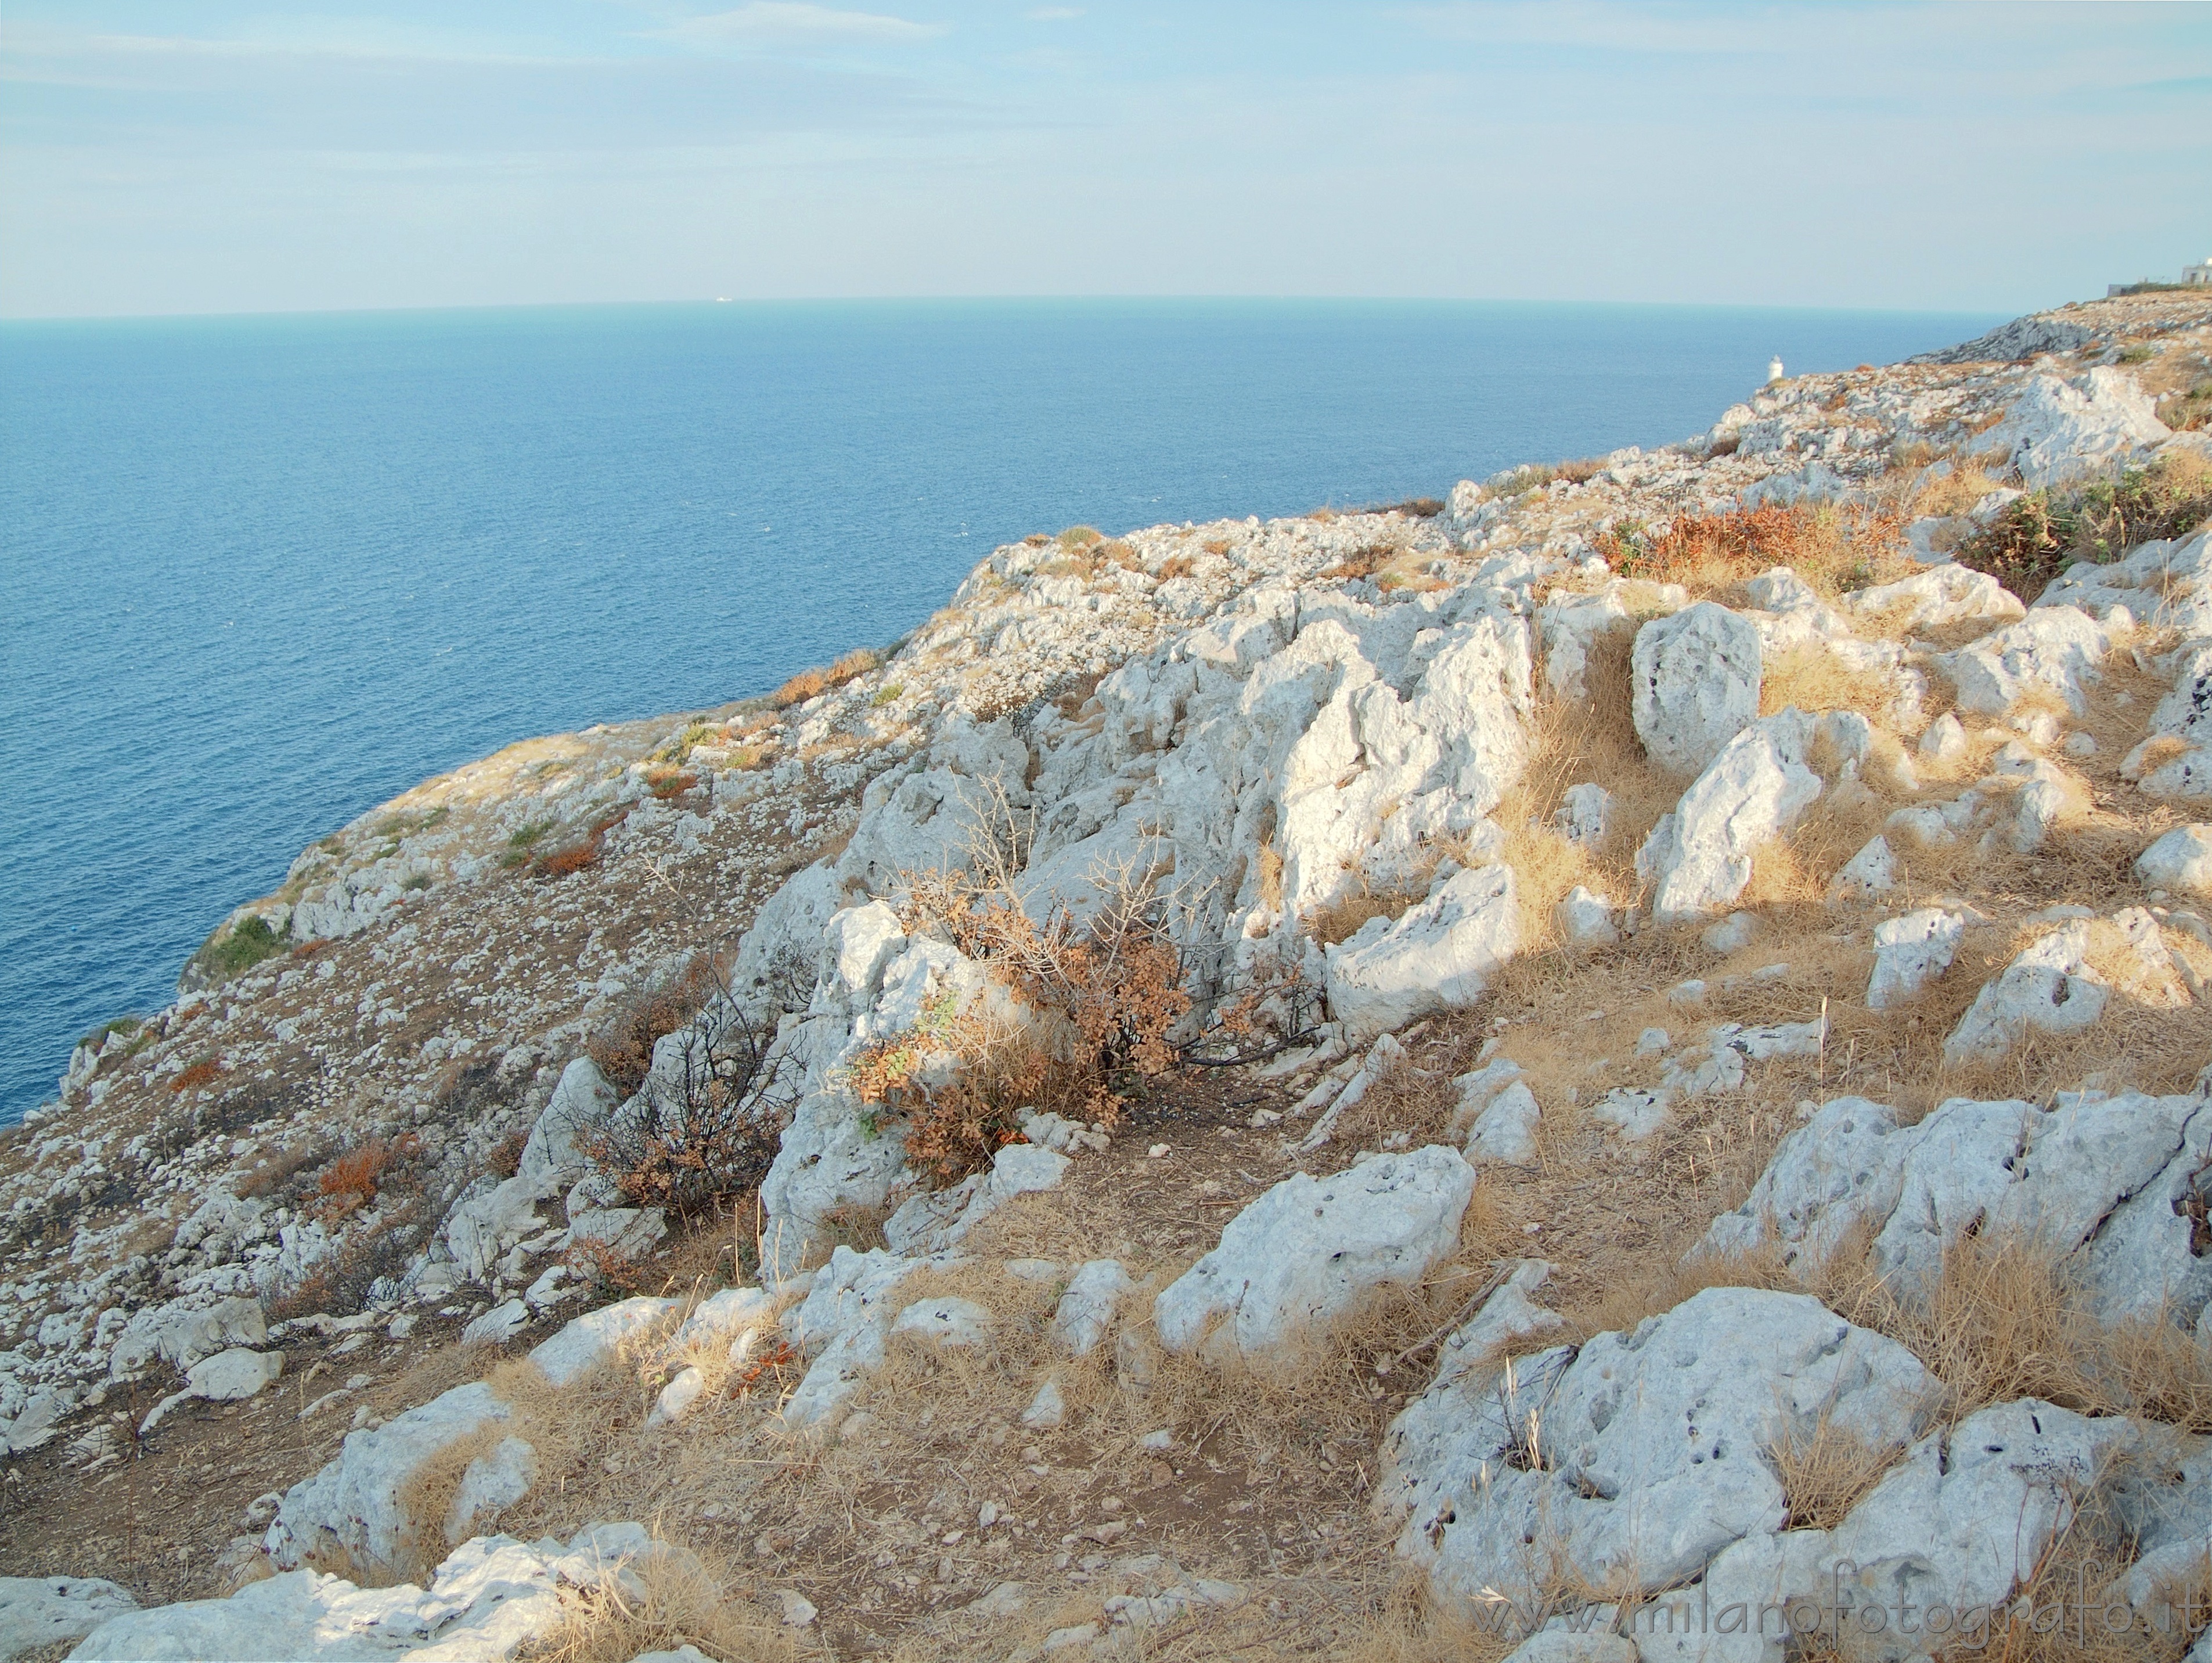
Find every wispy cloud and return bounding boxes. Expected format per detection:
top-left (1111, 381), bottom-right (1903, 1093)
top-left (664, 3), bottom-right (946, 47)
top-left (1395, 1), bottom-right (1769, 55)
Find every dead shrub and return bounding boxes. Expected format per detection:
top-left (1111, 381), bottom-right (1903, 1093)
top-left (561, 1236), bottom-right (661, 1300)
top-left (168, 1057), bottom-right (222, 1094)
top-left (1597, 501), bottom-right (1908, 601)
top-left (583, 999), bottom-right (793, 1214)
top-left (585, 958), bottom-right (715, 1099)
top-left (314, 1135), bottom-right (408, 1223)
top-left (770, 647), bottom-right (878, 710)
top-left (1156, 551), bottom-right (1195, 581)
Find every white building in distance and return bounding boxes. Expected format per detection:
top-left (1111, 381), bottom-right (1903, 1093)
top-left (2186, 255), bottom-right (2212, 287)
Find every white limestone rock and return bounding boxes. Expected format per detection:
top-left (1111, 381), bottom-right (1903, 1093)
top-left (1841, 563), bottom-right (2024, 635)
top-left (1939, 604), bottom-right (2111, 717)
top-left (779, 1245), bottom-right (958, 1427)
top-left (1020, 1376), bottom-right (1067, 1431)
top-left (264, 1380), bottom-right (518, 1574)
top-left (1538, 579), bottom-right (1686, 702)
top-left (462, 1300), bottom-right (530, 1347)
top-left (1462, 1081), bottom-right (1542, 1165)
top-left (1984, 366), bottom-right (2171, 487)
top-left (1631, 602), bottom-right (1763, 775)
top-left (2041, 524), bottom-right (2212, 635)
top-left (1378, 1286), bottom-right (1934, 1612)
top-left (1669, 1399), bottom-right (2138, 1663)
top-left (185, 1345), bottom-right (282, 1402)
top-left (527, 1295), bottom-right (680, 1388)
top-left (2138, 825), bottom-right (2212, 896)
top-left (1865, 908), bottom-right (1963, 1009)
top-left (1325, 864), bottom-right (1519, 1041)
top-left (1638, 711), bottom-right (1840, 923)
top-left (1591, 1086), bottom-right (1671, 1142)
top-left (1942, 920), bottom-right (2107, 1064)
top-left (1825, 834), bottom-right (1896, 903)
top-left (107, 1294), bottom-right (266, 1382)
top-left (1154, 1146), bottom-right (1476, 1358)
top-left (889, 1296), bottom-right (993, 1350)
top-left (1051, 1259), bottom-right (1134, 1357)
top-left (0, 1576), bottom-right (137, 1661)
top-left (1917, 710), bottom-right (1969, 761)
top-left (78, 1524), bottom-right (657, 1663)
top-left (1698, 1088), bottom-right (2212, 1330)
top-left (443, 1435), bottom-right (535, 1545)
top-left (2128, 638), bottom-right (2212, 799)
top-left (1554, 885), bottom-right (1618, 948)
top-left (1700, 912), bottom-right (1756, 955)
top-left (647, 1366), bottom-right (708, 1428)
top-left (1554, 783), bottom-right (1613, 847)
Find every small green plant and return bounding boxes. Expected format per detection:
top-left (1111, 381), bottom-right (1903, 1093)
top-left (1954, 453), bottom-right (2212, 600)
top-left (401, 873), bottom-right (431, 892)
top-left (500, 818), bottom-right (555, 867)
top-left (2116, 343), bottom-right (2156, 364)
top-left (199, 915), bottom-right (288, 980)
top-left (79, 1016), bottom-right (142, 1048)
top-left (1057, 525), bottom-right (1104, 549)
top-left (870, 683), bottom-right (904, 707)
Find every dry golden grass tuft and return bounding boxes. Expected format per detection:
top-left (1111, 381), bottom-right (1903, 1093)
top-left (1305, 879), bottom-right (1422, 948)
top-left (1758, 644), bottom-right (1912, 722)
top-left (1765, 1410), bottom-right (1910, 1534)
top-left (520, 1540), bottom-right (805, 1663)
top-left (1813, 1228), bottom-right (2212, 1430)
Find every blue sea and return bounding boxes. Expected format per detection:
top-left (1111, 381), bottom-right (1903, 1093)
top-left (0, 298), bottom-right (2001, 1124)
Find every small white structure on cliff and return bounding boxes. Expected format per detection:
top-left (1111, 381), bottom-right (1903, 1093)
top-left (2186, 254), bottom-right (2212, 286)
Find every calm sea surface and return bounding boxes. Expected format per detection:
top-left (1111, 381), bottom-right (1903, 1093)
top-left (0, 298), bottom-right (1999, 1123)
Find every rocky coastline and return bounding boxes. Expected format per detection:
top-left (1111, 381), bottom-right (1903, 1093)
top-left (3, 287), bottom-right (2211, 1662)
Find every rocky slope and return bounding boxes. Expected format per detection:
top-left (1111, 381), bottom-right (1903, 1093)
top-left (3, 287), bottom-right (2212, 1663)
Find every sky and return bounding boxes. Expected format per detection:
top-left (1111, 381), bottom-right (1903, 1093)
top-left (0, 2), bottom-right (2206, 319)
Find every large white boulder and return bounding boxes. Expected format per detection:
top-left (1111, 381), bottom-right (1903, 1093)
top-left (1938, 604), bottom-right (2110, 717)
top-left (1325, 864), bottom-right (1519, 1041)
top-left (264, 1381), bottom-right (517, 1574)
top-left (1698, 1089), bottom-right (2212, 1330)
top-left (1658, 1398), bottom-right (2137, 1663)
top-left (75, 1524), bottom-right (658, 1662)
top-left (1154, 1146), bottom-right (1476, 1358)
top-left (1865, 908), bottom-right (1962, 1009)
top-left (107, 1294), bottom-right (266, 1382)
top-left (1941, 920), bottom-right (2106, 1064)
top-left (1631, 602), bottom-right (1763, 775)
top-left (2138, 824), bottom-right (2212, 896)
top-left (2040, 524), bottom-right (2212, 635)
top-left (0, 1576), bottom-right (137, 1661)
top-left (1983, 365), bottom-right (2171, 487)
top-left (1840, 563), bottom-right (2024, 635)
top-left (1379, 1286), bottom-right (1934, 1612)
top-left (1638, 711), bottom-right (1840, 923)
top-left (526, 1295), bottom-right (680, 1388)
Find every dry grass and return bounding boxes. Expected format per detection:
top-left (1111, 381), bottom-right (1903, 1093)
top-left (1814, 1228), bottom-right (2212, 1430)
top-left (1765, 1409), bottom-right (1910, 1532)
top-left (1492, 622), bottom-right (1678, 914)
top-left (1758, 643), bottom-right (1914, 722)
top-left (772, 649), bottom-right (881, 710)
top-left (518, 1540), bottom-right (806, 1663)
top-left (1599, 502), bottom-right (1912, 604)
top-left (1305, 880), bottom-right (1422, 948)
